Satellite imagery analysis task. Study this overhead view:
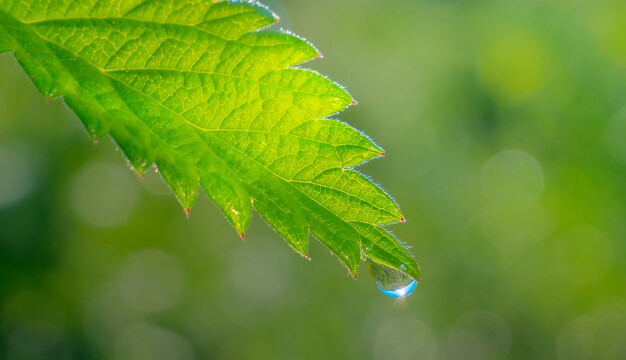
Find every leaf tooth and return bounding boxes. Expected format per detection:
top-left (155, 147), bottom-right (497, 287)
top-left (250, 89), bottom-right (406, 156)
top-left (122, 0), bottom-right (277, 41)
top-left (253, 193), bottom-right (309, 257)
top-left (199, 1), bottom-right (278, 40)
top-left (308, 218), bottom-right (361, 278)
top-left (4, 37), bottom-right (62, 100)
top-left (200, 171), bottom-right (252, 238)
top-left (289, 119), bottom-right (384, 168)
top-left (107, 127), bottom-right (154, 176)
top-left (358, 223), bottom-right (420, 281)
top-left (238, 30), bottom-right (320, 68)
top-left (259, 69), bottom-right (353, 118)
top-left (63, 96), bottom-right (111, 142)
top-left (292, 168), bottom-right (403, 226)
top-left (157, 157), bottom-right (199, 213)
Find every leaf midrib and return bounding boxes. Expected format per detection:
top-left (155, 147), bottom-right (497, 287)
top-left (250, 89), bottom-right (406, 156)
top-left (6, 11), bottom-right (415, 277)
top-left (105, 68), bottom-right (336, 103)
top-left (24, 15), bottom-right (363, 212)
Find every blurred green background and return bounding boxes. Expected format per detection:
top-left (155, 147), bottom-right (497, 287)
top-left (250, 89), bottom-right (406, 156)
top-left (2, 0), bottom-right (626, 359)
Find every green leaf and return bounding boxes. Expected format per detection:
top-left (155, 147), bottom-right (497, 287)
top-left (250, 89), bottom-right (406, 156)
top-left (0, 0), bottom-right (420, 280)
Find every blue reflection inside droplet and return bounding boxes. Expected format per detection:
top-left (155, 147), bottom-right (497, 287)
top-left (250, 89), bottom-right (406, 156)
top-left (366, 259), bottom-right (419, 299)
top-left (377, 278), bottom-right (418, 298)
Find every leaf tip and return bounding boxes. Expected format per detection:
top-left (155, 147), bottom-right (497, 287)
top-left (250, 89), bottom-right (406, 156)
top-left (240, 232), bottom-right (245, 239)
top-left (351, 99), bottom-right (359, 106)
top-left (400, 216), bottom-right (406, 223)
top-left (185, 207), bottom-right (191, 218)
top-left (317, 50), bottom-right (324, 59)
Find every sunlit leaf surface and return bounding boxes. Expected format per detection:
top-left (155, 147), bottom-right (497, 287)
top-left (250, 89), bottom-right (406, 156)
top-left (0, 0), bottom-right (419, 279)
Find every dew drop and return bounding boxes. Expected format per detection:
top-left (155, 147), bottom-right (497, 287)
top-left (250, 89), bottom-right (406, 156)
top-left (366, 259), bottom-right (418, 299)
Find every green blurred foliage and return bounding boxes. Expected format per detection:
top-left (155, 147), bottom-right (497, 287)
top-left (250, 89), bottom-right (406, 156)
top-left (1, 0), bottom-right (626, 359)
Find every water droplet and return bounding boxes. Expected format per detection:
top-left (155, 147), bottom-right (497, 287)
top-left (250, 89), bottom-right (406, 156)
top-left (366, 260), bottom-right (418, 299)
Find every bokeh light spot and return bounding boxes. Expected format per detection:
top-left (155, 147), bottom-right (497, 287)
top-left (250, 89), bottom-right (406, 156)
top-left (482, 150), bottom-right (544, 211)
top-left (589, 3), bottom-right (626, 68)
top-left (228, 239), bottom-right (292, 301)
top-left (115, 323), bottom-right (195, 360)
top-left (118, 249), bottom-right (185, 313)
top-left (373, 318), bottom-right (438, 360)
top-left (84, 282), bottom-right (143, 354)
top-left (557, 308), bottom-right (626, 360)
top-left (0, 146), bottom-right (34, 208)
top-left (71, 162), bottom-right (139, 227)
top-left (447, 310), bottom-right (511, 360)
